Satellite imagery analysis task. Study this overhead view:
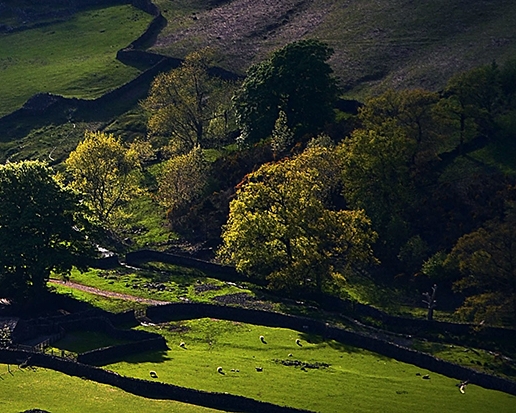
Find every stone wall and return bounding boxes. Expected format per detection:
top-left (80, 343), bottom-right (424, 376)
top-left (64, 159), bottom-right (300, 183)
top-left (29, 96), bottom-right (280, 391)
top-left (124, 249), bottom-right (264, 284)
top-left (0, 349), bottom-right (313, 413)
top-left (146, 302), bottom-right (516, 396)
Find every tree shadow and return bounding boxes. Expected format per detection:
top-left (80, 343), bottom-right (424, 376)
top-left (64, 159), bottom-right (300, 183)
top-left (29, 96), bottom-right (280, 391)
top-left (110, 350), bottom-right (172, 365)
top-left (298, 332), bottom-right (365, 354)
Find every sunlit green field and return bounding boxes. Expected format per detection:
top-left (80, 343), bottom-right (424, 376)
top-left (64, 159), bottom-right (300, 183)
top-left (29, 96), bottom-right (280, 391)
top-left (103, 319), bottom-right (516, 413)
top-left (0, 363), bottom-right (219, 413)
top-left (0, 5), bottom-right (152, 116)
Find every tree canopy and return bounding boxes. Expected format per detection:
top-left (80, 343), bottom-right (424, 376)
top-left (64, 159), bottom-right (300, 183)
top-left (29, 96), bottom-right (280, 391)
top-left (447, 208), bottom-right (516, 327)
top-left (218, 147), bottom-right (377, 292)
top-left (233, 39), bottom-right (338, 145)
top-left (157, 145), bottom-right (208, 220)
top-left (142, 48), bottom-right (235, 154)
top-left (66, 131), bottom-right (141, 225)
top-left (0, 161), bottom-right (94, 302)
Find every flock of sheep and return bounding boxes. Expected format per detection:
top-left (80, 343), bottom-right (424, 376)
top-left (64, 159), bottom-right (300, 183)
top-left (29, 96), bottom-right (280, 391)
top-left (149, 334), bottom-right (305, 378)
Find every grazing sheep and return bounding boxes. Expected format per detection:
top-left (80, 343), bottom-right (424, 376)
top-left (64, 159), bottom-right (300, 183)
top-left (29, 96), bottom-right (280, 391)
top-left (255, 367), bottom-right (263, 372)
top-left (422, 374), bottom-right (430, 380)
top-left (179, 342), bottom-right (186, 348)
top-left (149, 370), bottom-right (158, 378)
top-left (458, 380), bottom-right (469, 394)
top-left (288, 353), bottom-right (293, 357)
top-left (217, 366), bottom-right (224, 374)
top-left (296, 339), bottom-right (302, 346)
top-left (260, 335), bottom-right (267, 344)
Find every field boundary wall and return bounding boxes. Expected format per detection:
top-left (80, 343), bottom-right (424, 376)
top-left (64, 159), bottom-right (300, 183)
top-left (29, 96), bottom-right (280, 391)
top-left (0, 348), bottom-right (314, 413)
top-left (146, 302), bottom-right (516, 396)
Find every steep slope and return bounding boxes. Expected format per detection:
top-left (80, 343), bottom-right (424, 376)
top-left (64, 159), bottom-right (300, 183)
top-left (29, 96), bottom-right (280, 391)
top-left (152, 0), bottom-right (516, 96)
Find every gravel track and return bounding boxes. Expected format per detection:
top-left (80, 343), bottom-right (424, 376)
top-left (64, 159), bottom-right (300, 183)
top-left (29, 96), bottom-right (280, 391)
top-left (49, 279), bottom-right (170, 306)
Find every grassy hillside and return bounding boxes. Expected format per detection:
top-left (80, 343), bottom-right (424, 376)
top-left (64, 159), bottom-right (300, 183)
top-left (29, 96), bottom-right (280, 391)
top-left (0, 4), bottom-right (152, 117)
top-left (103, 319), bottom-right (516, 413)
top-left (152, 0), bottom-right (516, 97)
top-left (0, 364), bottom-right (219, 413)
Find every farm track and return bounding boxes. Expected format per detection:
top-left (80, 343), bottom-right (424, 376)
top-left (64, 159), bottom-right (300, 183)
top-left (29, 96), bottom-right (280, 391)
top-left (49, 279), bottom-right (170, 306)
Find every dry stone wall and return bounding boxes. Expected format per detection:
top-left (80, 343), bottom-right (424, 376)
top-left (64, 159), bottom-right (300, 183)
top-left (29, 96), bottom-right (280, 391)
top-left (146, 302), bottom-right (516, 396)
top-left (0, 348), bottom-right (314, 413)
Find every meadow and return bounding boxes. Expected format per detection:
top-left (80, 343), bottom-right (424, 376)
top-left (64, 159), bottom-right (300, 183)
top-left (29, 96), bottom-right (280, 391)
top-left (0, 4), bottom-right (152, 117)
top-left (99, 319), bottom-right (516, 413)
top-left (0, 363), bottom-right (219, 413)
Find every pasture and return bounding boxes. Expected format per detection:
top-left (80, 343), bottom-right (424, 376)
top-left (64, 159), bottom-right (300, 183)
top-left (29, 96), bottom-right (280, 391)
top-left (102, 319), bottom-right (516, 413)
top-left (0, 5), bottom-right (152, 117)
top-left (0, 363), bottom-right (219, 413)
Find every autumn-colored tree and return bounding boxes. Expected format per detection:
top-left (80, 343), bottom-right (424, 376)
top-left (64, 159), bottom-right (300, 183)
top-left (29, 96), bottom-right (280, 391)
top-left (142, 48), bottom-right (235, 154)
top-left (447, 209), bottom-right (516, 327)
top-left (66, 131), bottom-right (141, 225)
top-left (218, 147), bottom-right (377, 292)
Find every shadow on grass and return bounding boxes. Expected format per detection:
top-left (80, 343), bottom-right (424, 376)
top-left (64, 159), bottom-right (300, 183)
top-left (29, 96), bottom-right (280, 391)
top-left (120, 350), bottom-right (172, 364)
top-left (299, 333), bottom-right (365, 354)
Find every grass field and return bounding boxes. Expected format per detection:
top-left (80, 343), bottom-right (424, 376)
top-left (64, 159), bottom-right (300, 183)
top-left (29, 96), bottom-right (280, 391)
top-left (102, 318), bottom-right (516, 413)
top-left (52, 282), bottom-right (148, 313)
top-left (0, 363), bottom-right (219, 413)
top-left (54, 265), bottom-right (258, 306)
top-left (0, 5), bottom-right (152, 117)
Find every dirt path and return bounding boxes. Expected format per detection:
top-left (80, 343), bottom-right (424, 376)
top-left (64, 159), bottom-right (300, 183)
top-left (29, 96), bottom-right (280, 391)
top-left (49, 279), bottom-right (170, 306)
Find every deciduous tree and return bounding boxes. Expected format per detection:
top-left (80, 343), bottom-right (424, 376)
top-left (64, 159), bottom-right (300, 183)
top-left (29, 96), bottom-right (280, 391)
top-left (218, 147), bottom-right (377, 292)
top-left (157, 145), bottom-right (208, 219)
top-left (447, 209), bottom-right (516, 327)
top-left (435, 63), bottom-right (502, 154)
top-left (233, 40), bottom-right (338, 145)
top-left (337, 123), bottom-right (417, 266)
top-left (142, 48), bottom-right (235, 154)
top-left (0, 161), bottom-right (93, 302)
top-left (66, 131), bottom-right (141, 225)
top-left (358, 89), bottom-right (440, 163)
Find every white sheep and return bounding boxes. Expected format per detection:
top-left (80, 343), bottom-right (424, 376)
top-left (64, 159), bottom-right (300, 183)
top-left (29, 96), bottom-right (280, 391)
top-left (179, 342), bottom-right (186, 348)
top-left (296, 339), bottom-right (302, 346)
top-left (149, 370), bottom-right (158, 378)
top-left (260, 335), bottom-right (267, 344)
top-left (217, 366), bottom-right (223, 374)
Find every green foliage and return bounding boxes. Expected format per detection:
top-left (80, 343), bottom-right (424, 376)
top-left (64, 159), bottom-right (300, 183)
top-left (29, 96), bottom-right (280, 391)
top-left (448, 209), bottom-right (516, 327)
top-left (338, 125), bottom-right (415, 244)
top-left (397, 235), bottom-right (429, 275)
top-left (142, 48), bottom-right (236, 154)
top-left (0, 161), bottom-right (94, 302)
top-left (66, 131), bottom-right (142, 225)
top-left (218, 146), bottom-right (377, 291)
top-left (358, 88), bottom-right (441, 161)
top-left (157, 146), bottom-right (209, 219)
top-left (436, 63), bottom-right (503, 152)
top-left (421, 251), bottom-right (454, 281)
top-left (233, 39), bottom-right (338, 144)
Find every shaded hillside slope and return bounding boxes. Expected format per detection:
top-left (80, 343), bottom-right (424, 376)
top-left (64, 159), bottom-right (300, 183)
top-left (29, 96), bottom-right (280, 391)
top-left (153, 0), bottom-right (516, 96)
